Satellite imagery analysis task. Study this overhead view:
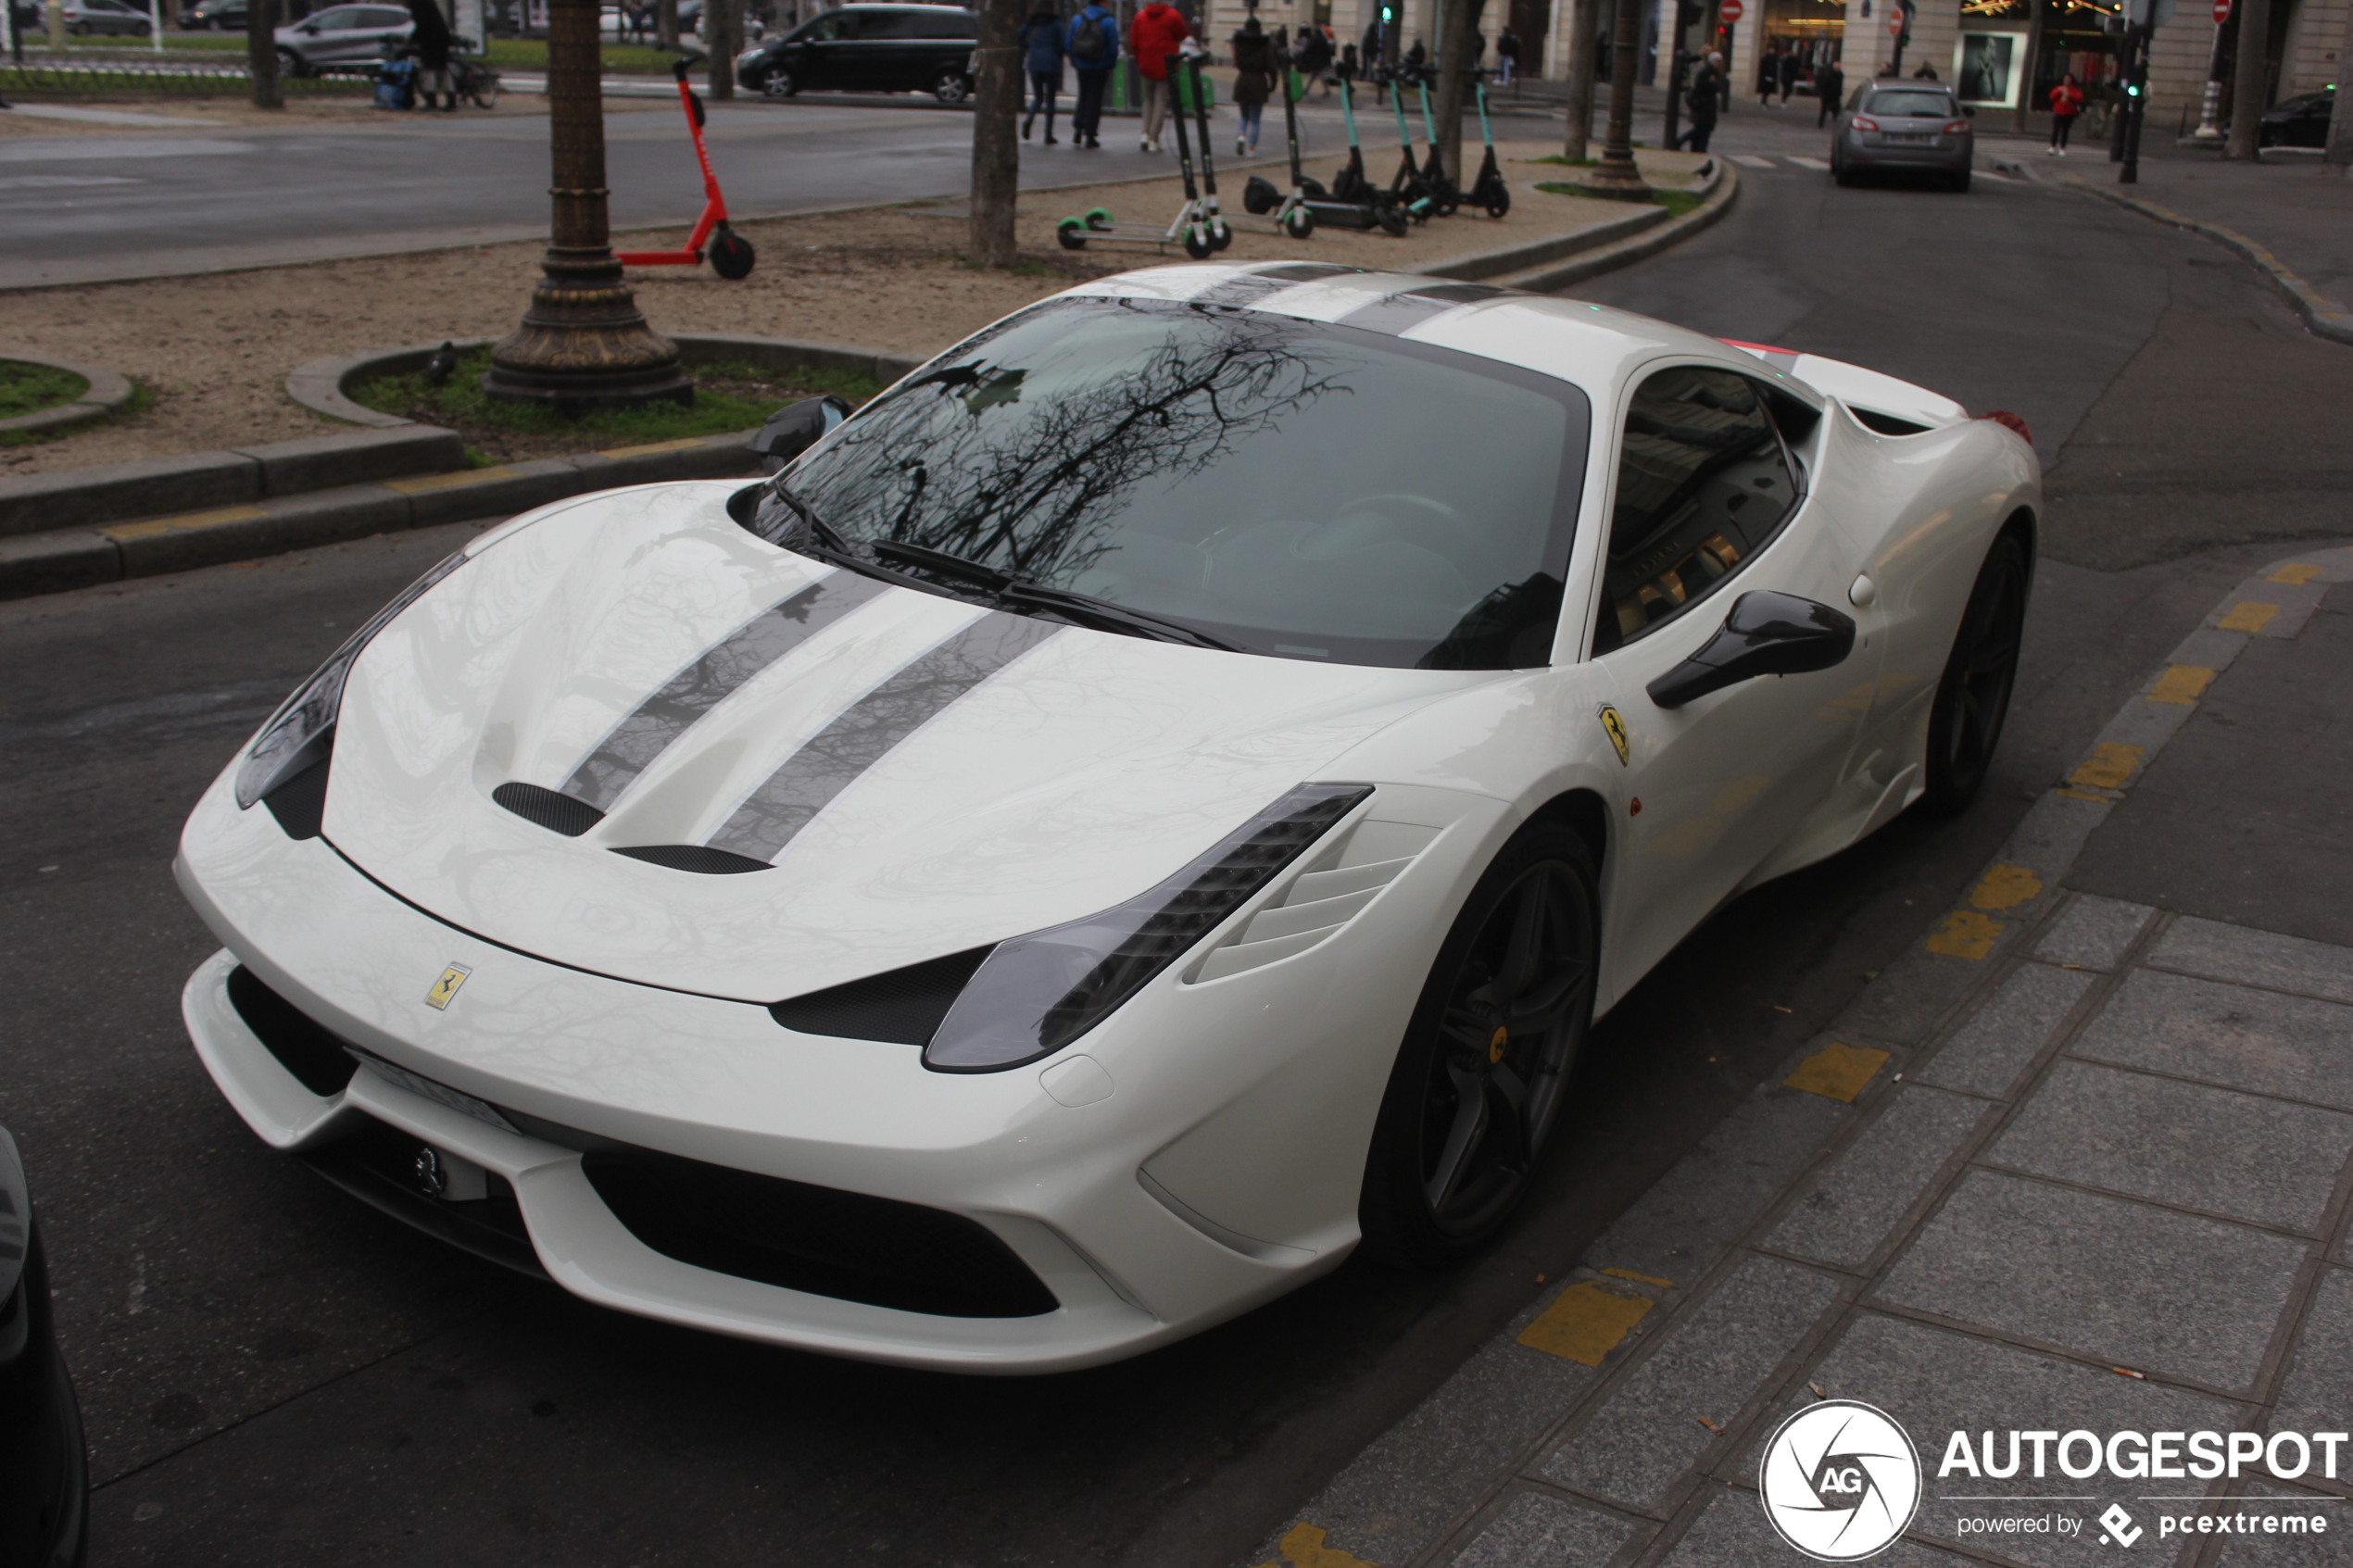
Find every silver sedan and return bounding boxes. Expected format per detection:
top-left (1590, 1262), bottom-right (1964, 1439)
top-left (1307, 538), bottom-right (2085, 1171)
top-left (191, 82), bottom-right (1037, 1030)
top-left (1831, 82), bottom-right (1975, 191)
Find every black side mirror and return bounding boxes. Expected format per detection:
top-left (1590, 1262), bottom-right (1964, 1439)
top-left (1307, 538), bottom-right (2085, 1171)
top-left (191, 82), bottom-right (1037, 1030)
top-left (1646, 590), bottom-right (1856, 710)
top-left (749, 394), bottom-right (849, 474)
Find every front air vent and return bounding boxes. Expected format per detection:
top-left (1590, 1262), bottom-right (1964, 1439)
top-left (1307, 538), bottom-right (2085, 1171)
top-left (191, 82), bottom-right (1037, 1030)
top-left (1852, 407), bottom-right (1931, 437)
top-left (227, 964), bottom-right (359, 1097)
top-left (1188, 818), bottom-right (1439, 984)
top-left (610, 844), bottom-right (773, 875)
top-left (494, 782), bottom-right (605, 837)
top-left (769, 947), bottom-right (996, 1045)
top-left (264, 757), bottom-right (331, 841)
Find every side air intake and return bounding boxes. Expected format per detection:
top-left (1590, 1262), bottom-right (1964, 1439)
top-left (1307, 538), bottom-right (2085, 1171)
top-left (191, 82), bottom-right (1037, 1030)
top-left (770, 947), bottom-right (997, 1045)
top-left (610, 845), bottom-right (774, 874)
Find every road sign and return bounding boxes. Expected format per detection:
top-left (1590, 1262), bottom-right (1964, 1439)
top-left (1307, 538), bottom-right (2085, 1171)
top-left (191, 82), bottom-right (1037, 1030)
top-left (2211, 0), bottom-right (2229, 20)
top-left (1719, 0), bottom-right (1743, 23)
top-left (1888, 8), bottom-right (1905, 32)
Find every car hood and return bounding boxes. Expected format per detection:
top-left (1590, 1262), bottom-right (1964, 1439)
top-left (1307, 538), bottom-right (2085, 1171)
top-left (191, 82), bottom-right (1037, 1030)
top-left (320, 483), bottom-right (1490, 1003)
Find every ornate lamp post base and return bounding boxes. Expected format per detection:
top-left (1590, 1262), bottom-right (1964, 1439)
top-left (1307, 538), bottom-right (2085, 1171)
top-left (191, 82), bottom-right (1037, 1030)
top-left (483, 245), bottom-right (692, 412)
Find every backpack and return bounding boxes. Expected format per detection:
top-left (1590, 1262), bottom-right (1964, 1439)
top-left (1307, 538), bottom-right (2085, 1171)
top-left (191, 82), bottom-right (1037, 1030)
top-left (1069, 9), bottom-right (1106, 64)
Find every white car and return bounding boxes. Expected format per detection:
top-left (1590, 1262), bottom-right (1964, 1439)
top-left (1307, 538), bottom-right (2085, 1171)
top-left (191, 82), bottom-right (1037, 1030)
top-left (176, 263), bottom-right (2040, 1373)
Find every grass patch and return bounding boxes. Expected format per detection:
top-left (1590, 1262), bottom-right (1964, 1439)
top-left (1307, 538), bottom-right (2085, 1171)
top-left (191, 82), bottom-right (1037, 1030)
top-left (482, 38), bottom-right (691, 73)
top-left (351, 348), bottom-right (880, 464)
top-left (1525, 154), bottom-right (1596, 167)
top-left (0, 361), bottom-right (90, 420)
top-left (1, 376), bottom-right (148, 448)
top-left (1535, 182), bottom-right (1709, 220)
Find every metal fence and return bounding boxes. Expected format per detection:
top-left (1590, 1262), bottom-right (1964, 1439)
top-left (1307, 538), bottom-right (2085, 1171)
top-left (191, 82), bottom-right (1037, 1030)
top-left (1, 48), bottom-right (371, 92)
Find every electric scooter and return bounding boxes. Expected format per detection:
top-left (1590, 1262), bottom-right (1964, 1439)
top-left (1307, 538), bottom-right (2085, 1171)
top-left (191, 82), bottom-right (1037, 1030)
top-left (1380, 66), bottom-right (1437, 221)
top-left (615, 57), bottom-right (756, 279)
top-left (1327, 73), bottom-right (1380, 204)
top-left (1465, 69), bottom-right (1511, 217)
top-left (1412, 69), bottom-right (1464, 216)
top-left (1057, 50), bottom-right (1228, 257)
top-left (1243, 48), bottom-right (1407, 234)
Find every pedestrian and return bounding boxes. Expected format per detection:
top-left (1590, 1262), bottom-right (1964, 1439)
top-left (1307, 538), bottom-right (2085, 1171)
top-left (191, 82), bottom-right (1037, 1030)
top-left (1066, 0), bottom-right (1118, 148)
top-left (1777, 46), bottom-right (1800, 106)
top-left (1404, 35), bottom-right (1427, 71)
top-left (2045, 69), bottom-right (2082, 154)
top-left (1814, 56), bottom-right (1843, 126)
top-left (1876, 59), bottom-right (1898, 76)
top-left (1229, 15), bottom-right (1274, 155)
top-left (404, 0), bottom-right (456, 110)
top-left (1297, 20), bottom-right (1333, 97)
top-left (1759, 43), bottom-right (1780, 107)
top-left (1495, 26), bottom-right (1518, 83)
top-left (1018, 3), bottom-right (1066, 144)
top-left (1911, 59), bottom-right (1938, 79)
top-left (1130, 0), bottom-right (1189, 152)
top-left (1679, 49), bottom-right (1722, 149)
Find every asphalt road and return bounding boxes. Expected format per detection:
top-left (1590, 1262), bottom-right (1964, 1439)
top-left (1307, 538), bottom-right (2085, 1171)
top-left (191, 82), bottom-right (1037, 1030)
top-left (1, 111), bottom-right (2346, 1568)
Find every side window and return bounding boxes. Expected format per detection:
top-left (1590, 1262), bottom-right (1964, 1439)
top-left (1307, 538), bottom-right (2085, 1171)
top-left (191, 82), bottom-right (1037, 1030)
top-left (862, 8), bottom-right (925, 35)
top-left (915, 10), bottom-right (975, 36)
top-left (1592, 366), bottom-right (1801, 655)
top-left (811, 12), bottom-right (855, 37)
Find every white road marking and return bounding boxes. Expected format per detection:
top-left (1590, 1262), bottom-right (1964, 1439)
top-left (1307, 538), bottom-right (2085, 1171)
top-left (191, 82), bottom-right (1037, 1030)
top-left (0, 137), bottom-right (257, 163)
top-left (1728, 154), bottom-right (1777, 169)
top-left (0, 174), bottom-right (145, 190)
top-left (1787, 155), bottom-right (1831, 169)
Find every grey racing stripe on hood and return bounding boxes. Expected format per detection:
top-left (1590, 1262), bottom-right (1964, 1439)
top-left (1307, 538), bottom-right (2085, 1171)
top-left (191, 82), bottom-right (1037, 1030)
top-left (1189, 263), bottom-right (1363, 309)
top-left (706, 611), bottom-right (1064, 864)
top-left (1338, 282), bottom-right (1514, 335)
top-left (563, 570), bottom-right (891, 813)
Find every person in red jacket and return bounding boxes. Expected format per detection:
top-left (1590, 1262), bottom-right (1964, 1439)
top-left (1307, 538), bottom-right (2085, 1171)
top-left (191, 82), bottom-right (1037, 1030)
top-left (1130, 0), bottom-right (1190, 152)
top-left (2046, 71), bottom-right (2084, 154)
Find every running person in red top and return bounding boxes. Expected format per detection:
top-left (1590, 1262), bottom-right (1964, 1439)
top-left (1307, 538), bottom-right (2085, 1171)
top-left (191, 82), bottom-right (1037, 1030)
top-left (2046, 72), bottom-right (2084, 155)
top-left (1130, 0), bottom-right (1191, 153)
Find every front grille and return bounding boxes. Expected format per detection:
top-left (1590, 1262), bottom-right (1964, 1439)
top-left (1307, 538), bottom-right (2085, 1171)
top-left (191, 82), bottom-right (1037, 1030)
top-left (227, 965), bottom-right (359, 1097)
top-left (581, 1146), bottom-right (1059, 1319)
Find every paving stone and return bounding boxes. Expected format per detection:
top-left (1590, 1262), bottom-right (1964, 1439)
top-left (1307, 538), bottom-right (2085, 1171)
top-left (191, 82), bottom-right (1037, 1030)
top-left (1541, 1255), bottom-right (1842, 1512)
top-left (1916, 964), bottom-right (2095, 1098)
top-left (1446, 1488), bottom-right (1637, 1566)
top-left (2035, 896), bottom-right (2158, 971)
top-left (1658, 1481), bottom-right (1976, 1567)
top-left (1876, 1170), bottom-right (2308, 1392)
top-left (2217, 1484), bottom-right (2353, 1564)
top-left (1840, 944), bottom-right (2010, 1047)
top-left (2271, 1268), bottom-right (2353, 1485)
top-left (1751, 1312), bottom-right (2245, 1568)
top-left (2072, 971), bottom-right (2353, 1112)
top-left (2150, 918), bottom-right (2353, 1007)
top-left (1768, 1086), bottom-right (1992, 1269)
top-left (1989, 1061), bottom-right (2353, 1234)
top-left (1263, 1333), bottom-right (1602, 1568)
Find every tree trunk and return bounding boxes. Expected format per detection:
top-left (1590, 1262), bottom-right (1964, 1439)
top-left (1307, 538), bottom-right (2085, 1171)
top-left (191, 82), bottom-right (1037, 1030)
top-left (2221, 0), bottom-right (2268, 157)
top-left (1562, 0), bottom-right (1595, 158)
top-left (2327, 4), bottom-right (2353, 166)
top-left (1433, 0), bottom-right (1483, 185)
top-left (246, 0), bottom-right (283, 109)
top-left (968, 0), bottom-right (1023, 267)
top-left (706, 0), bottom-right (738, 96)
top-left (656, 0), bottom-right (676, 50)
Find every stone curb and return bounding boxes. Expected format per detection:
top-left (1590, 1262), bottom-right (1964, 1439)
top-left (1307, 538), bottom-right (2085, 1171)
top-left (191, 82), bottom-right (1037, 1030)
top-left (2005, 161), bottom-right (2353, 347)
top-left (1245, 539), bottom-right (2353, 1568)
top-left (1425, 156), bottom-right (1723, 285)
top-left (0, 347), bottom-right (136, 437)
top-left (1495, 158), bottom-right (1740, 294)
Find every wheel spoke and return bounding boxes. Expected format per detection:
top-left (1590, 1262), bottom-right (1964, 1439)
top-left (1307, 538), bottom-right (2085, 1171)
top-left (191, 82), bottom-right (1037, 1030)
top-left (1501, 958), bottom-right (1589, 1033)
top-left (1491, 878), bottom-right (1551, 998)
top-left (1424, 1065), bottom-right (1491, 1212)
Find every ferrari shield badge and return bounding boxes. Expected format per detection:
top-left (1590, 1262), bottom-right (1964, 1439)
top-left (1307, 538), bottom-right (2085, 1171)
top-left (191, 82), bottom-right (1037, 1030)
top-left (1598, 705), bottom-right (1630, 767)
top-left (425, 963), bottom-right (472, 1010)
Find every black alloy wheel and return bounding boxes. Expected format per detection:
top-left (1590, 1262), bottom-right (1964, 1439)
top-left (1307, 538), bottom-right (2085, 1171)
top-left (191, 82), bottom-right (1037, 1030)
top-left (932, 69), bottom-right (970, 105)
top-left (1919, 530), bottom-right (2029, 814)
top-left (1360, 823), bottom-right (1599, 1267)
top-left (761, 62), bottom-right (795, 97)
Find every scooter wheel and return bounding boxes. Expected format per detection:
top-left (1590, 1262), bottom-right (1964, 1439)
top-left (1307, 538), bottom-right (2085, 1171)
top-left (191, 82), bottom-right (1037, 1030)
top-left (1485, 190), bottom-right (1511, 219)
top-left (1208, 219), bottom-right (1232, 251)
top-left (1058, 217), bottom-right (1089, 251)
top-left (709, 231), bottom-right (755, 280)
top-left (1242, 175), bottom-right (1277, 216)
top-left (1085, 207), bottom-right (1115, 232)
top-left (1282, 205), bottom-right (1315, 240)
top-left (1376, 205), bottom-right (1410, 237)
top-left (1181, 225), bottom-right (1214, 259)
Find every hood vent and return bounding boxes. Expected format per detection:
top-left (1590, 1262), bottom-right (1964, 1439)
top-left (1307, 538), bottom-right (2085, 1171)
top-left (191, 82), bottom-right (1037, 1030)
top-left (493, 782), bottom-right (606, 838)
top-left (610, 845), bottom-right (774, 875)
top-left (1188, 818), bottom-right (1439, 984)
top-left (770, 947), bottom-right (997, 1045)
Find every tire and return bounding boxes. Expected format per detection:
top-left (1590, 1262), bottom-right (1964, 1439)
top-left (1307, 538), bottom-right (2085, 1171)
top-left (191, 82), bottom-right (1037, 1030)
top-left (932, 69), bottom-right (970, 105)
top-left (1056, 216), bottom-right (1088, 250)
top-left (1241, 174), bottom-right (1278, 215)
top-left (1485, 188), bottom-right (1511, 219)
top-left (471, 76), bottom-right (499, 108)
top-left (1207, 217), bottom-right (1232, 251)
top-left (1085, 206), bottom-right (1114, 231)
top-left (1282, 204), bottom-right (1314, 239)
top-left (1951, 169), bottom-right (1972, 193)
top-left (1918, 531), bottom-right (2030, 816)
top-left (761, 63), bottom-right (795, 98)
top-left (709, 229), bottom-right (755, 279)
top-left (1375, 203), bottom-right (1409, 237)
top-left (277, 46), bottom-right (308, 76)
top-left (1181, 223), bottom-right (1214, 259)
top-left (1358, 822), bottom-right (1600, 1268)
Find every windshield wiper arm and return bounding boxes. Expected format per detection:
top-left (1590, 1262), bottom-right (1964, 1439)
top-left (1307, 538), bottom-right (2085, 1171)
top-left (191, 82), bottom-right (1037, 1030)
top-left (995, 580), bottom-right (1238, 651)
top-left (769, 483), bottom-right (853, 554)
top-left (870, 538), bottom-right (1013, 590)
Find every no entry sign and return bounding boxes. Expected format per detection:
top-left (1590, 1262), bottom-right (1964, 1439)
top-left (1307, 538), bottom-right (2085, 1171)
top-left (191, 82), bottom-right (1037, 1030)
top-left (1719, 0), bottom-right (1743, 22)
top-left (2211, 0), bottom-right (2229, 20)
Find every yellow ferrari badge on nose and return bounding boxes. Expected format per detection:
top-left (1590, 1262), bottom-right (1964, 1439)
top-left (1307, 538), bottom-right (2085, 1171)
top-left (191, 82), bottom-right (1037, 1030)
top-left (1599, 705), bottom-right (1630, 767)
top-left (425, 963), bottom-right (472, 1010)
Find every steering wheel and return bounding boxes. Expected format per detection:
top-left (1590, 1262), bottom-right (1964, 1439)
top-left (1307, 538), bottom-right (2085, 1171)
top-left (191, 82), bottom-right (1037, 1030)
top-left (1303, 493), bottom-right (1482, 566)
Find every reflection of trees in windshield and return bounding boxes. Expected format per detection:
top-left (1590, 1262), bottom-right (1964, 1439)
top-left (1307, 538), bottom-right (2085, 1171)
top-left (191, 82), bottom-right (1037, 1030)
top-left (799, 304), bottom-right (1352, 587)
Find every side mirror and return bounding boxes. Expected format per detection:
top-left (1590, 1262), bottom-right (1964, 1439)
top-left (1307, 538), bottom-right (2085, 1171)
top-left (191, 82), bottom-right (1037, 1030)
top-left (749, 394), bottom-right (849, 474)
top-left (1646, 590), bottom-right (1856, 710)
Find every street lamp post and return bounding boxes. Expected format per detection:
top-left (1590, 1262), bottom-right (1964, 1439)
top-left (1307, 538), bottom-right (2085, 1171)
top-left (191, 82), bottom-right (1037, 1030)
top-left (484, 0), bottom-right (691, 411)
top-left (1571, 0), bottom-right (1653, 198)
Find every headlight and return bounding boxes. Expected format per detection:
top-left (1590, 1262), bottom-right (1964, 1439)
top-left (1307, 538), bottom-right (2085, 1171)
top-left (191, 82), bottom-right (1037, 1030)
top-left (922, 783), bottom-right (1372, 1073)
top-left (233, 550), bottom-right (467, 810)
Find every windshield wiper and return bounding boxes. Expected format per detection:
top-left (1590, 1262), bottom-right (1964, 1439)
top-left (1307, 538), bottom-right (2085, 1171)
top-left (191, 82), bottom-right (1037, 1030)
top-left (871, 539), bottom-right (1234, 651)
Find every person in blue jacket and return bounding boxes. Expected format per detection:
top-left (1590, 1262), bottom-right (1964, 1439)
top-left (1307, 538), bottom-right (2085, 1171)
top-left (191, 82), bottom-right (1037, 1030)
top-left (1064, 0), bottom-right (1119, 149)
top-left (1019, 4), bottom-right (1067, 144)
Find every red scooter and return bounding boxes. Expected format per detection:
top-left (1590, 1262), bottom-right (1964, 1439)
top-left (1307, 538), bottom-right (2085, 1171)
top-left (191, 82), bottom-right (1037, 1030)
top-left (617, 58), bottom-right (756, 279)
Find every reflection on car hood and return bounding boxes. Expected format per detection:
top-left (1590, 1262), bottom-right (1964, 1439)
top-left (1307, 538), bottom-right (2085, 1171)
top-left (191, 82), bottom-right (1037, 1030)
top-left (321, 483), bottom-right (1489, 1002)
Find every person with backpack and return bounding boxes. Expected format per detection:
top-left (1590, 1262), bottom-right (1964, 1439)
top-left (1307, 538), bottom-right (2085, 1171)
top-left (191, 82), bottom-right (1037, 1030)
top-left (404, 0), bottom-right (456, 111)
top-left (1018, 3), bottom-right (1066, 144)
top-left (1066, 0), bottom-right (1118, 148)
top-left (1130, 0), bottom-right (1189, 152)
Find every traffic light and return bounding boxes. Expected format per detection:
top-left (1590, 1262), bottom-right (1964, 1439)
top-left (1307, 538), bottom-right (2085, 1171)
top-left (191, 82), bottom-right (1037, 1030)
top-left (1379, 1), bottom-right (1392, 19)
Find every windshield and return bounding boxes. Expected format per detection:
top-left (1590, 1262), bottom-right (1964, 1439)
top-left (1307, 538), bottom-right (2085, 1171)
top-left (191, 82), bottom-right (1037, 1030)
top-left (766, 298), bottom-right (1590, 670)
top-left (1865, 90), bottom-right (1957, 118)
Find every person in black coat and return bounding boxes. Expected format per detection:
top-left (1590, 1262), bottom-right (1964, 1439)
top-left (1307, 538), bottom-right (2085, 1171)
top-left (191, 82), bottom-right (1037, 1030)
top-left (1814, 58), bottom-right (1843, 125)
top-left (1679, 49), bottom-right (1722, 149)
top-left (405, 0), bottom-right (456, 110)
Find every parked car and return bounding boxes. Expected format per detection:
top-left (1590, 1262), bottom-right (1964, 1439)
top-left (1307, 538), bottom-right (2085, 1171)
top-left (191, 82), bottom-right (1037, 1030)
top-left (0, 1126), bottom-right (90, 1568)
top-left (179, 0), bottom-right (247, 28)
top-left (598, 0), bottom-right (701, 36)
top-left (1831, 82), bottom-right (1976, 190)
top-left (2259, 86), bottom-right (2333, 147)
top-left (60, 0), bottom-right (154, 35)
top-left (736, 2), bottom-right (977, 102)
top-left (273, 2), bottom-right (411, 73)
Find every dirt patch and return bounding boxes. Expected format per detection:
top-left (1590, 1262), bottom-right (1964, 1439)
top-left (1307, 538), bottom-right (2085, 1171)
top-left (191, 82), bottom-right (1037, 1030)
top-left (0, 140), bottom-right (1703, 479)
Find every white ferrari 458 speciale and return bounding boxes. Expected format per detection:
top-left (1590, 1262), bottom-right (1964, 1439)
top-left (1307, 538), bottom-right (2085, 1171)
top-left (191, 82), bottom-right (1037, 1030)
top-left (176, 262), bottom-right (2039, 1372)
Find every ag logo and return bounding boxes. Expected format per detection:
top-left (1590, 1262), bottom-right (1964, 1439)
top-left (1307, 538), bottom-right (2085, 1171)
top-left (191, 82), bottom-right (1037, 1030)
top-left (1758, 1399), bottom-right (1921, 1562)
top-left (424, 963), bottom-right (472, 1010)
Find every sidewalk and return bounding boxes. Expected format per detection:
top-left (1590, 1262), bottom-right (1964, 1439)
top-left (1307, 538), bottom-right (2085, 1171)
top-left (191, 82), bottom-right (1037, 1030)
top-left (1250, 543), bottom-right (2353, 1568)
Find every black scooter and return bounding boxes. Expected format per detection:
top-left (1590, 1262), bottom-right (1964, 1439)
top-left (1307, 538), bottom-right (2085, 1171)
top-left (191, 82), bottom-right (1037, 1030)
top-left (1410, 69), bottom-right (1464, 217)
top-left (1328, 73), bottom-right (1381, 205)
top-left (1465, 69), bottom-right (1512, 218)
top-left (1242, 48), bottom-right (1408, 235)
top-left (1379, 66), bottom-right (1437, 221)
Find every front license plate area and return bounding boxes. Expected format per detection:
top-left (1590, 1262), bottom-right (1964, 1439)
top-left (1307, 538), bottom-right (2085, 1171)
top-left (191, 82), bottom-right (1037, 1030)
top-left (346, 1047), bottom-right (522, 1136)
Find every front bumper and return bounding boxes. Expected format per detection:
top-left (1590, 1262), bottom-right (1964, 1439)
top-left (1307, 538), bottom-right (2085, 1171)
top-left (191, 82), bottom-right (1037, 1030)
top-left (176, 764), bottom-right (1500, 1372)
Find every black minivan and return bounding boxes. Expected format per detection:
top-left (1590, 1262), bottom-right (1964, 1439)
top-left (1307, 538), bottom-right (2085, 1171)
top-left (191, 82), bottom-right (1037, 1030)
top-left (736, 3), bottom-right (978, 103)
